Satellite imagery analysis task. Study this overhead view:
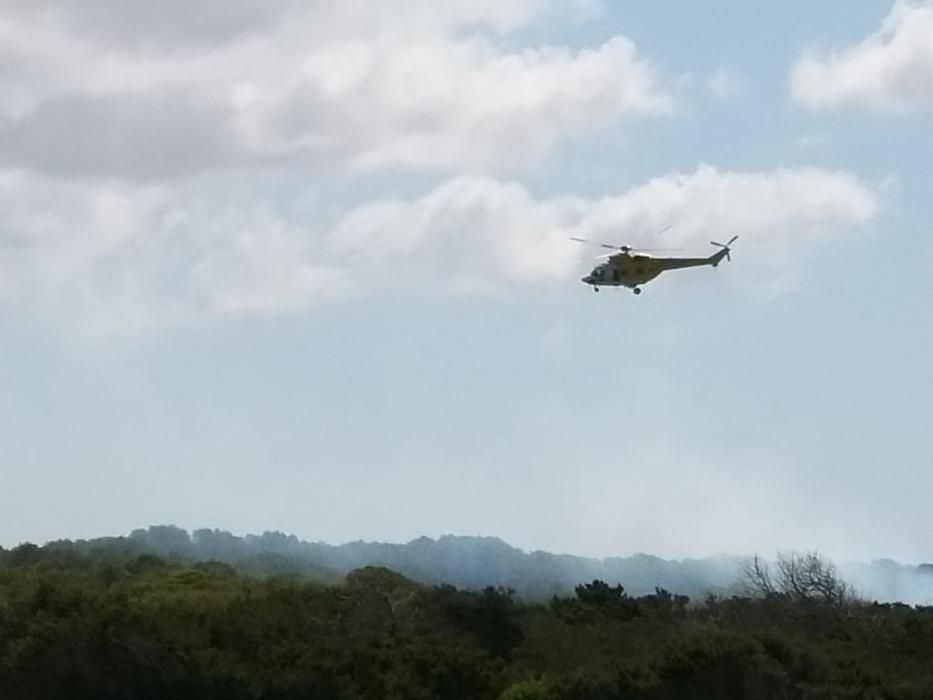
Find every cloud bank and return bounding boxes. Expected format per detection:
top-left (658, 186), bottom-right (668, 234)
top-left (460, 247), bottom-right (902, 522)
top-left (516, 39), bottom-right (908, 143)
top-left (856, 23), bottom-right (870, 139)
top-left (0, 1), bottom-right (885, 331)
top-left (0, 165), bottom-right (882, 331)
top-left (0, 0), bottom-right (663, 178)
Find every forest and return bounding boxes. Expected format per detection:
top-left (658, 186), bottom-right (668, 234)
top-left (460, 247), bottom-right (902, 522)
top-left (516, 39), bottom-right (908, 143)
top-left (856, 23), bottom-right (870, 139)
top-left (3, 532), bottom-right (933, 698)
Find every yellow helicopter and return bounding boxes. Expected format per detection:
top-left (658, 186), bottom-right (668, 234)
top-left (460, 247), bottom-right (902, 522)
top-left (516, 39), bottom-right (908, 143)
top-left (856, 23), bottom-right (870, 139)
top-left (570, 232), bottom-right (738, 295)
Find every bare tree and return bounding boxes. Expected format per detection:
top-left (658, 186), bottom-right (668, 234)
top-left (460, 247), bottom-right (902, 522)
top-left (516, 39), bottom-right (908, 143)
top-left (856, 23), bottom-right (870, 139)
top-left (742, 551), bottom-right (857, 606)
top-left (741, 554), bottom-right (777, 598)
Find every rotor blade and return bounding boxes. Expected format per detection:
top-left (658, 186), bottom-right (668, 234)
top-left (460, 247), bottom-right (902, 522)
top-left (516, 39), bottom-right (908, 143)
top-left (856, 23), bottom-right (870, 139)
top-left (710, 236), bottom-right (738, 248)
top-left (593, 247), bottom-right (690, 259)
top-left (569, 236), bottom-right (628, 251)
top-left (573, 226), bottom-right (674, 246)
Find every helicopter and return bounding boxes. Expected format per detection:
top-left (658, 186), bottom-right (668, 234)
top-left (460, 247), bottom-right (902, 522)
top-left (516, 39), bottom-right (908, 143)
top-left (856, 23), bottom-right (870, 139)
top-left (570, 233), bottom-right (738, 295)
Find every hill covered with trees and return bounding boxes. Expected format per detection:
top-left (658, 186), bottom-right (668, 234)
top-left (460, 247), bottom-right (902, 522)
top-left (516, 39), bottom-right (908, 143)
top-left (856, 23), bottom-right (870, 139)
top-left (121, 525), bottom-right (744, 601)
top-left (12, 525), bottom-right (925, 605)
top-left (2, 535), bottom-right (933, 699)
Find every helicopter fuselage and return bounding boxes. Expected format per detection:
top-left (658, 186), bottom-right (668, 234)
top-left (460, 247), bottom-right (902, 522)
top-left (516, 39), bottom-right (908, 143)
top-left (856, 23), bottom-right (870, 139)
top-left (581, 248), bottom-right (729, 294)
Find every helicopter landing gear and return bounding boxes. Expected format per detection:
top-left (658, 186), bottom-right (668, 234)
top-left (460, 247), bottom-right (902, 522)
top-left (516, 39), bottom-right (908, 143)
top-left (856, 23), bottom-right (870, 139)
top-left (633, 287), bottom-right (642, 295)
top-left (593, 286), bottom-right (599, 293)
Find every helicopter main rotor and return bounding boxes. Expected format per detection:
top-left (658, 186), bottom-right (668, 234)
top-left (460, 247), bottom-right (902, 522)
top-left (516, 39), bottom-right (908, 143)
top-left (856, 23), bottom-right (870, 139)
top-left (568, 224), bottom-right (684, 257)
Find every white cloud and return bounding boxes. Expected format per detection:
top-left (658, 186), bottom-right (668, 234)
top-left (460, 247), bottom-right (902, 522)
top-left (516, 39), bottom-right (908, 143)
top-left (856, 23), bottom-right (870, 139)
top-left (0, 169), bottom-right (181, 333)
top-left (0, 165), bottom-right (881, 331)
top-left (326, 176), bottom-right (587, 290)
top-left (327, 165), bottom-right (881, 298)
top-left (580, 165), bottom-right (880, 246)
top-left (0, 1), bottom-right (661, 178)
top-left (0, 170), bottom-right (344, 333)
top-left (791, 0), bottom-right (933, 112)
top-left (234, 35), bottom-right (670, 173)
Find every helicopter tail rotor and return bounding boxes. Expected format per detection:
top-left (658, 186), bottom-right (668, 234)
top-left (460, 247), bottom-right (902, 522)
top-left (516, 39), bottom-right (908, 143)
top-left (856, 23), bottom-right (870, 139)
top-left (709, 235), bottom-right (738, 263)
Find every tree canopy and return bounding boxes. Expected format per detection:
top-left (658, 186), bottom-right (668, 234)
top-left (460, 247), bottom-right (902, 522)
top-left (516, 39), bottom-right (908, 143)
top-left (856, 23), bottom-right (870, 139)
top-left (2, 536), bottom-right (933, 698)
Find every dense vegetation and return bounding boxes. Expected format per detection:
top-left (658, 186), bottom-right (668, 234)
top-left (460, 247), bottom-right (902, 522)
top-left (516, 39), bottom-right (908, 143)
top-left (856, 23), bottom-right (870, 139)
top-left (3, 537), bottom-right (933, 698)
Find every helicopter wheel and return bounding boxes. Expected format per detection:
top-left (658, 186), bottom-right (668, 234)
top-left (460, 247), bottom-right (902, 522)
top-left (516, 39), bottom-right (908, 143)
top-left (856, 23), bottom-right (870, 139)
top-left (633, 287), bottom-right (641, 295)
top-left (593, 287), bottom-right (599, 293)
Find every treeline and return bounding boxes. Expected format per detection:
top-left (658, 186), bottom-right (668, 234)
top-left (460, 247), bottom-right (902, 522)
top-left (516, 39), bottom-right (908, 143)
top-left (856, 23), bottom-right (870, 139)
top-left (2, 540), bottom-right (933, 698)
top-left (115, 525), bottom-right (933, 603)
top-left (6, 525), bottom-right (753, 600)
top-left (127, 524), bottom-right (745, 599)
top-left (5, 526), bottom-right (932, 604)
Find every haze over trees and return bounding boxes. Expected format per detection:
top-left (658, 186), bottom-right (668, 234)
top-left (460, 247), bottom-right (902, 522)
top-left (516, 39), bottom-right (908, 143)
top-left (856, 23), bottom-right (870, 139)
top-left (91, 525), bottom-right (932, 605)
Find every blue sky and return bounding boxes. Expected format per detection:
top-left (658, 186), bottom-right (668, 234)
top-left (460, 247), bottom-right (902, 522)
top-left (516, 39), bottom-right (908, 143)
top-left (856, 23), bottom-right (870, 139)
top-left (1, 1), bottom-right (932, 563)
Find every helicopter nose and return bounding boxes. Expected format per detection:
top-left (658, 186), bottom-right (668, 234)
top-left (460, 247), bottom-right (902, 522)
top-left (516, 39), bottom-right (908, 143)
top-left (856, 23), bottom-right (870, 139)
top-left (581, 275), bottom-right (593, 284)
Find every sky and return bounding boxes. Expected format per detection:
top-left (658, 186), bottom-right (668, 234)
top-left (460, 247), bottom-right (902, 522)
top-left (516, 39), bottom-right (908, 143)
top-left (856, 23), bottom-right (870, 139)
top-left (1, 0), bottom-right (932, 564)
